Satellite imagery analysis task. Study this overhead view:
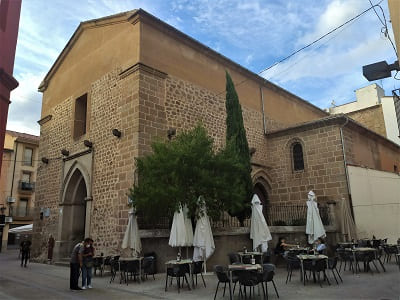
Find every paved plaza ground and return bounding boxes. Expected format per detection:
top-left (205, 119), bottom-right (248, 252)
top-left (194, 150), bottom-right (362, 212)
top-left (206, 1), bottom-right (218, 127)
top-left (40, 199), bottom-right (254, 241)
top-left (0, 250), bottom-right (399, 300)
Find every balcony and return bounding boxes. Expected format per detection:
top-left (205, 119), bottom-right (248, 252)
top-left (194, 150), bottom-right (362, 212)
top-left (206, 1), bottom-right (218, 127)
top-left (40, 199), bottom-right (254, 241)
top-left (18, 181), bottom-right (35, 194)
top-left (10, 206), bottom-right (34, 221)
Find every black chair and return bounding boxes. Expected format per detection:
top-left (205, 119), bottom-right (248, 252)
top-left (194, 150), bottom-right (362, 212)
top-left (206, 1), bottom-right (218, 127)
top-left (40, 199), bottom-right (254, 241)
top-left (336, 248), bottom-right (354, 273)
top-left (214, 265), bottom-right (238, 300)
top-left (93, 256), bottom-right (104, 276)
top-left (238, 270), bottom-right (263, 299)
top-left (109, 258), bottom-right (121, 283)
top-left (103, 256), bottom-right (112, 274)
top-left (285, 256), bottom-right (301, 284)
top-left (327, 257), bottom-right (343, 284)
top-left (303, 259), bottom-right (330, 287)
top-left (124, 260), bottom-right (140, 285)
top-left (228, 253), bottom-right (241, 264)
top-left (192, 261), bottom-right (206, 288)
top-left (142, 256), bottom-right (156, 280)
top-left (165, 265), bottom-right (190, 293)
top-left (258, 264), bottom-right (279, 300)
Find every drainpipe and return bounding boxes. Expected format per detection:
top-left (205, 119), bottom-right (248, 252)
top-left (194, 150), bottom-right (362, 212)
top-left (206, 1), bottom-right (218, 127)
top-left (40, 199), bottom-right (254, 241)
top-left (260, 87), bottom-right (266, 134)
top-left (10, 141), bottom-right (18, 198)
top-left (339, 117), bottom-right (355, 219)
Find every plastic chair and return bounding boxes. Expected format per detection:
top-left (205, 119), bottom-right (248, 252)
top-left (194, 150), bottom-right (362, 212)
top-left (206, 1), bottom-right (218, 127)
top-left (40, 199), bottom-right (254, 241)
top-left (165, 265), bottom-right (190, 293)
top-left (328, 257), bottom-right (343, 284)
top-left (303, 259), bottom-right (330, 287)
top-left (192, 261), bottom-right (206, 288)
top-left (258, 264), bottom-right (279, 300)
top-left (238, 270), bottom-right (263, 299)
top-left (228, 253), bottom-right (241, 264)
top-left (285, 256), bottom-right (301, 284)
top-left (213, 265), bottom-right (238, 300)
top-left (142, 256), bottom-right (156, 280)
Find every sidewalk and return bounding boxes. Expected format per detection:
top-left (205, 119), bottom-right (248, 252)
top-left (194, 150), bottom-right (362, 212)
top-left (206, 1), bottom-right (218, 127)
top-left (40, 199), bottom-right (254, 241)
top-left (0, 250), bottom-right (399, 299)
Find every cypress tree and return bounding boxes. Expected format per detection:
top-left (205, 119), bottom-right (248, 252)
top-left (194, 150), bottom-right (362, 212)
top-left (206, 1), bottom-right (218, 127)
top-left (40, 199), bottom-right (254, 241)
top-left (225, 71), bottom-right (253, 223)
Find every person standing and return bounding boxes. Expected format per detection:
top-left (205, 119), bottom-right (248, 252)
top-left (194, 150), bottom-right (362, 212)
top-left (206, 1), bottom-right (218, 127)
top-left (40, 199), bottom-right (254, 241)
top-left (48, 234), bottom-right (55, 264)
top-left (20, 236), bottom-right (31, 267)
top-left (70, 240), bottom-right (84, 290)
top-left (81, 238), bottom-right (95, 289)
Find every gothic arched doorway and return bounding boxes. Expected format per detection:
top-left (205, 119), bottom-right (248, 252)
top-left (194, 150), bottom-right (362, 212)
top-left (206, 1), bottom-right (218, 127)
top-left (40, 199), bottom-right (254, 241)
top-left (59, 169), bottom-right (87, 257)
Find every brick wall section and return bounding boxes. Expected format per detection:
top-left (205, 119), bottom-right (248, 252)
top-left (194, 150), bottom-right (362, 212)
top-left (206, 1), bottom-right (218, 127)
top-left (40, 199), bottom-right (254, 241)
top-left (266, 124), bottom-right (349, 204)
top-left (164, 75), bottom-right (271, 166)
top-left (342, 124), bottom-right (400, 172)
top-left (346, 105), bottom-right (387, 137)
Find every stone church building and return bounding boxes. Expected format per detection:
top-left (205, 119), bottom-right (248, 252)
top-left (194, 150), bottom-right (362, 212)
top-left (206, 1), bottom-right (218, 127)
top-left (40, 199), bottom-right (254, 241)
top-left (32, 10), bottom-right (400, 263)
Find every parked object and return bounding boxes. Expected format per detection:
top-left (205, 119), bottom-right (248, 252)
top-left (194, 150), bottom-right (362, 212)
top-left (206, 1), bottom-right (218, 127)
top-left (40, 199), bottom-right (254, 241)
top-left (122, 208), bottom-right (142, 257)
top-left (340, 198), bottom-right (357, 242)
top-left (250, 194), bottom-right (272, 252)
top-left (193, 199), bottom-right (215, 272)
top-left (306, 191), bottom-right (326, 245)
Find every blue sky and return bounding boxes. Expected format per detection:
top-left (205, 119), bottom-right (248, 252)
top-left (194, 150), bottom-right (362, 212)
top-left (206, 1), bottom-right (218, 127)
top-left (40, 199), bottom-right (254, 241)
top-left (8, 0), bottom-right (398, 135)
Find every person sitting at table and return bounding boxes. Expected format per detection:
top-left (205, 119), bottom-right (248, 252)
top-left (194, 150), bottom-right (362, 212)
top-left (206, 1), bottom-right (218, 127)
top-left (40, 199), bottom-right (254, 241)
top-left (316, 238), bottom-right (326, 254)
top-left (274, 237), bottom-right (296, 258)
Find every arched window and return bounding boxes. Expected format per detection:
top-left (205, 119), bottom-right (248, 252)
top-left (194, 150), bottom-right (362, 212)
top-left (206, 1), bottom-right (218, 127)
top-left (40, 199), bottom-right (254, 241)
top-left (292, 142), bottom-right (304, 171)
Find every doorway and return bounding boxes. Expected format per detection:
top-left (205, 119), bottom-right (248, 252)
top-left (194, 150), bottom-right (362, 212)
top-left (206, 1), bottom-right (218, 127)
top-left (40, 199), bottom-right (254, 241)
top-left (60, 169), bottom-right (87, 256)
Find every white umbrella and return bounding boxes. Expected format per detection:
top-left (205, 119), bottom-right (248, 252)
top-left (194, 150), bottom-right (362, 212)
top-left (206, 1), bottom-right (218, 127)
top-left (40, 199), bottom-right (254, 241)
top-left (193, 201), bottom-right (215, 264)
top-left (306, 190), bottom-right (326, 244)
top-left (250, 194), bottom-right (272, 252)
top-left (183, 205), bottom-right (194, 247)
top-left (168, 204), bottom-right (188, 248)
top-left (340, 198), bottom-right (357, 241)
top-left (8, 224), bottom-right (32, 233)
top-left (122, 208), bottom-right (142, 257)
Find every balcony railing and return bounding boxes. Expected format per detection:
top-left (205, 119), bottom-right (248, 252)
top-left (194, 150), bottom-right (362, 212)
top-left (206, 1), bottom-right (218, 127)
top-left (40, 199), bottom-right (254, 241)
top-left (136, 203), bottom-right (331, 230)
top-left (266, 203), bottom-right (331, 226)
top-left (18, 181), bottom-right (35, 192)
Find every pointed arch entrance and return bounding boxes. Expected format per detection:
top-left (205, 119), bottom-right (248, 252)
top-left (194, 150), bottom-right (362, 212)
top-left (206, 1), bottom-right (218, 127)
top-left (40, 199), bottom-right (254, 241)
top-left (59, 168), bottom-right (88, 257)
top-left (252, 169), bottom-right (272, 222)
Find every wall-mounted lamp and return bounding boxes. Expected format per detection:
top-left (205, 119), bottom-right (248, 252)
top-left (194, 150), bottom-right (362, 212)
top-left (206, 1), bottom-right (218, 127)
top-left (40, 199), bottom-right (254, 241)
top-left (61, 149), bottom-right (69, 156)
top-left (363, 60), bottom-right (400, 81)
top-left (41, 157), bottom-right (49, 164)
top-left (112, 128), bottom-right (122, 138)
top-left (84, 140), bottom-right (93, 148)
top-left (249, 147), bottom-right (256, 156)
top-left (167, 128), bottom-right (176, 140)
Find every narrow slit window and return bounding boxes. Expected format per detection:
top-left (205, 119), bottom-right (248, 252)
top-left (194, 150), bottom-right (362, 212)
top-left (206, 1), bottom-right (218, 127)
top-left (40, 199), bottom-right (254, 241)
top-left (292, 143), bottom-right (304, 171)
top-left (74, 94), bottom-right (87, 139)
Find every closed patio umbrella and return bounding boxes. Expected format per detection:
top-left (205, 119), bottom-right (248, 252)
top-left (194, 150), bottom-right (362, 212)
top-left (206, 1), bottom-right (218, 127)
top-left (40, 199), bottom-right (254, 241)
top-left (340, 197), bottom-right (357, 241)
top-left (306, 190), bottom-right (326, 245)
top-left (250, 194), bottom-right (272, 252)
top-left (183, 205), bottom-right (193, 247)
top-left (193, 201), bottom-right (215, 263)
top-left (168, 205), bottom-right (187, 248)
top-left (122, 208), bottom-right (142, 257)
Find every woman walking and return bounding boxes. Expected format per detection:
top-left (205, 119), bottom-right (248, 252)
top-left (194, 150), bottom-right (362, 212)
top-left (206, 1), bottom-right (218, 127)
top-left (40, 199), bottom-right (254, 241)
top-left (81, 238), bottom-right (95, 289)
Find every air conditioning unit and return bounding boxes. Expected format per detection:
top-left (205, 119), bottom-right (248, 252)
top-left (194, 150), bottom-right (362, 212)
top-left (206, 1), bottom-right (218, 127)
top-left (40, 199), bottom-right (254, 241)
top-left (6, 197), bottom-right (16, 203)
top-left (5, 216), bottom-right (13, 223)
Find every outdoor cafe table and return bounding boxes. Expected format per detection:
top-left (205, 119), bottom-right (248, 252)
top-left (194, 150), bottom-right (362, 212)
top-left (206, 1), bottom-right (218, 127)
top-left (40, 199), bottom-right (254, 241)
top-left (227, 264), bottom-right (262, 300)
top-left (297, 254), bottom-right (328, 285)
top-left (119, 257), bottom-right (144, 283)
top-left (165, 259), bottom-right (194, 290)
top-left (345, 247), bottom-right (385, 273)
top-left (237, 251), bottom-right (263, 263)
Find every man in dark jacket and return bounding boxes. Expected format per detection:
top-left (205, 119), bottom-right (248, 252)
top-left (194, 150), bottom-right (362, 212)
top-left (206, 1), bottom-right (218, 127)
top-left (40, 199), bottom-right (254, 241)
top-left (70, 240), bottom-right (84, 290)
top-left (20, 236), bottom-right (31, 267)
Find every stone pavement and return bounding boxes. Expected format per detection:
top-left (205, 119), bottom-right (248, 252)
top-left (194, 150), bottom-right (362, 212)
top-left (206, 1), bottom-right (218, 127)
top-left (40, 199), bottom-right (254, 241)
top-left (0, 250), bottom-right (399, 300)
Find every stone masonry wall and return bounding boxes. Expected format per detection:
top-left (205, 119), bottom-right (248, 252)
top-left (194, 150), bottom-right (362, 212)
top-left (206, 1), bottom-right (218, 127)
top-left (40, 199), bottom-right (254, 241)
top-left (164, 75), bottom-right (270, 167)
top-left (266, 124), bottom-right (349, 205)
top-left (346, 105), bottom-right (387, 137)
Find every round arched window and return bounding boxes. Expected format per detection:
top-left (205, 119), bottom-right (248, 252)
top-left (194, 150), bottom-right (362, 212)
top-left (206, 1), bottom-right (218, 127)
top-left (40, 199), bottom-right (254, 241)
top-left (292, 142), bottom-right (304, 171)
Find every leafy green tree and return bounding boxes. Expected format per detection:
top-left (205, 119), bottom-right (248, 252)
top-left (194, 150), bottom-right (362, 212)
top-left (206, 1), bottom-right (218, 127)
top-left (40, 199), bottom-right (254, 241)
top-left (129, 124), bottom-right (248, 222)
top-left (225, 71), bottom-right (253, 224)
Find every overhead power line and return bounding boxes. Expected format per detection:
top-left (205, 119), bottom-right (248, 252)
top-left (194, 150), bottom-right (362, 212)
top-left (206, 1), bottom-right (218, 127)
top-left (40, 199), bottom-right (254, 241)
top-left (215, 0), bottom-right (385, 97)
